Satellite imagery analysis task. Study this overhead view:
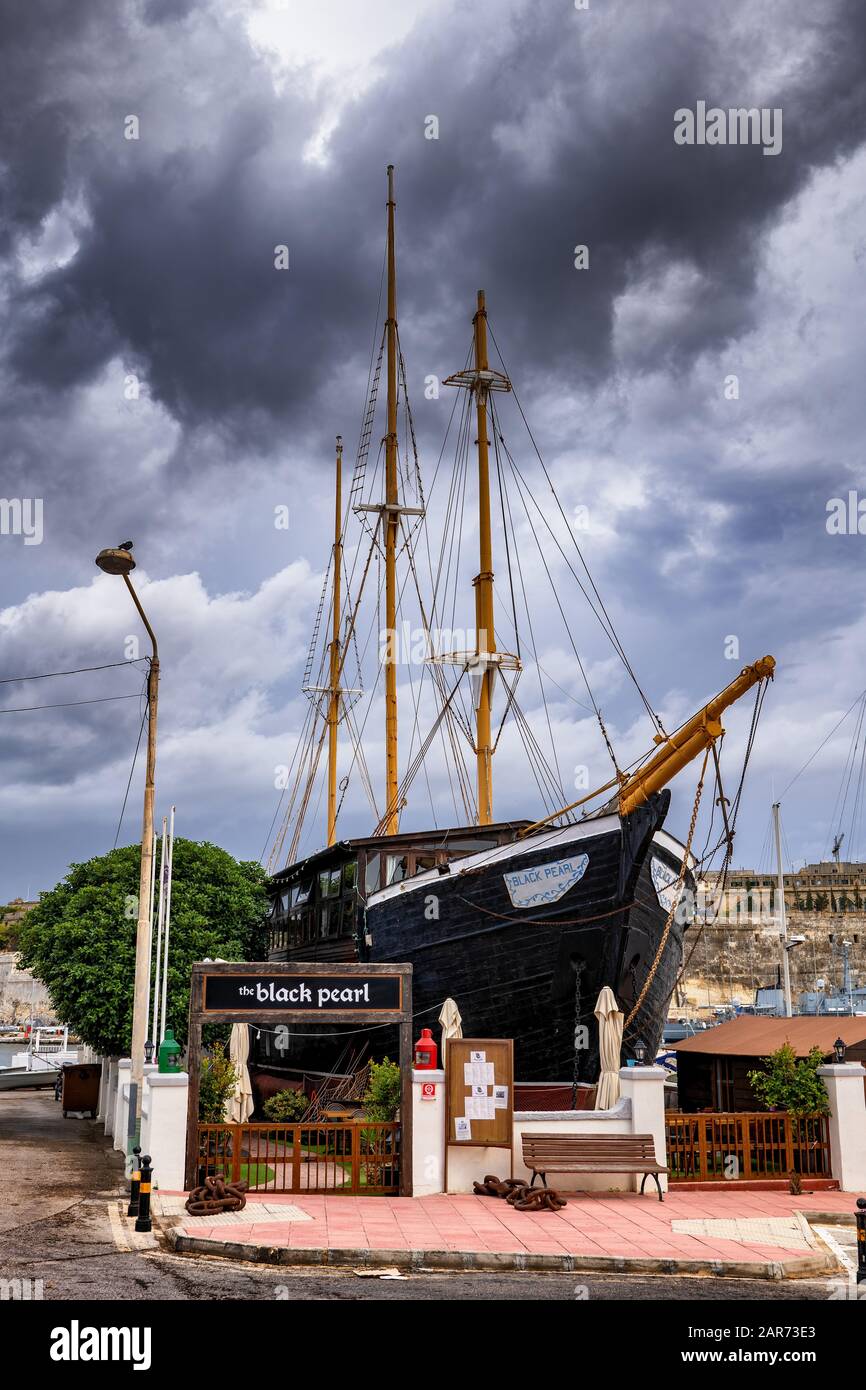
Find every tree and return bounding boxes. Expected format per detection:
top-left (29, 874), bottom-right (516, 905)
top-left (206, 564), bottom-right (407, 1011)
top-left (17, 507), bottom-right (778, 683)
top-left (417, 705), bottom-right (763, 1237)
top-left (747, 1043), bottom-right (830, 1117)
top-left (18, 839), bottom-right (269, 1055)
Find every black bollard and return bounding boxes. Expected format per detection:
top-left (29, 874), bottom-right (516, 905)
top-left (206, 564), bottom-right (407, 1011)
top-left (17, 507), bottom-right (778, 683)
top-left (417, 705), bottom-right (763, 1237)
top-left (135, 1154), bottom-right (153, 1233)
top-left (127, 1145), bottom-right (142, 1217)
top-left (857, 1197), bottom-right (866, 1286)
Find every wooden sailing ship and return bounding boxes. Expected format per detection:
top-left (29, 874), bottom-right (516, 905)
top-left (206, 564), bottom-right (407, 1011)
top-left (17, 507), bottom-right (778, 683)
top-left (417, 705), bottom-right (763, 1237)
top-left (260, 167), bottom-right (775, 1085)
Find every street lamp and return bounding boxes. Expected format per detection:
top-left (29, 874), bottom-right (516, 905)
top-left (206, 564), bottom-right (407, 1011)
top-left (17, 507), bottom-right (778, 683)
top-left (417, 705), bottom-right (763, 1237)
top-left (95, 543), bottom-right (159, 1132)
top-left (833, 1037), bottom-right (847, 1064)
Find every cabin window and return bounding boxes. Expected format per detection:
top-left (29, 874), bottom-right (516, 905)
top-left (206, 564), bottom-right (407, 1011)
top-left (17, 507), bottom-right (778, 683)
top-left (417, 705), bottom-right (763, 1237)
top-left (292, 880), bottom-right (312, 906)
top-left (414, 854), bottom-right (437, 875)
top-left (343, 861), bottom-right (358, 892)
top-left (385, 854), bottom-right (408, 886)
top-left (319, 868), bottom-right (341, 899)
top-left (365, 855), bottom-right (381, 894)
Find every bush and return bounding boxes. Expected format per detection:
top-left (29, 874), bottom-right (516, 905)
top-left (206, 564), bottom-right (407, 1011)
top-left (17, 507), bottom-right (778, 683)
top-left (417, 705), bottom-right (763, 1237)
top-left (747, 1043), bottom-right (830, 1117)
top-left (199, 1042), bottom-right (238, 1123)
top-left (262, 1087), bottom-right (309, 1123)
top-left (363, 1057), bottom-right (402, 1121)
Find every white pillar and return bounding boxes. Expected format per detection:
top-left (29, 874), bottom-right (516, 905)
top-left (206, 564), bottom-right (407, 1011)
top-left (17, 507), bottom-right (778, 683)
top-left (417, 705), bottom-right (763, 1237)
top-left (113, 1058), bottom-right (132, 1154)
top-left (618, 1064), bottom-right (668, 1193)
top-left (817, 1063), bottom-right (866, 1192)
top-left (412, 1069), bottom-right (446, 1196)
top-left (96, 1057), bottom-right (108, 1121)
top-left (139, 1063), bottom-right (158, 1157)
top-left (103, 1058), bottom-right (119, 1137)
top-left (146, 1071), bottom-right (189, 1191)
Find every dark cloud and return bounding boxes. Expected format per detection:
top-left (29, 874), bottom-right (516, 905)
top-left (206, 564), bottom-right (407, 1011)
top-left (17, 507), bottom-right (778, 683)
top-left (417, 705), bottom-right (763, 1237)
top-left (1, 0), bottom-right (866, 898)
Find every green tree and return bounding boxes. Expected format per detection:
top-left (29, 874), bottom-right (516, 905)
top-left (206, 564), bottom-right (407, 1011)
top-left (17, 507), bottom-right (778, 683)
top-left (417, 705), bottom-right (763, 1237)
top-left (363, 1058), bottom-right (402, 1121)
top-left (747, 1044), bottom-right (830, 1117)
top-left (17, 839), bottom-right (268, 1055)
top-left (198, 1042), bottom-right (239, 1123)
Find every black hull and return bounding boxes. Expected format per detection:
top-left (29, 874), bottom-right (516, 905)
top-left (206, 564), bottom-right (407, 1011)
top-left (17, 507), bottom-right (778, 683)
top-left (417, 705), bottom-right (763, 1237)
top-left (262, 791), bottom-right (692, 1086)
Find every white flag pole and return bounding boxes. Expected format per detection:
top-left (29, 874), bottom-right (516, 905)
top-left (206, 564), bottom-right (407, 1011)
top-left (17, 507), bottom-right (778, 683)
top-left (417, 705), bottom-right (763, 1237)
top-left (151, 816), bottom-right (168, 1048)
top-left (144, 828), bottom-right (157, 1049)
top-left (159, 806), bottom-right (176, 1042)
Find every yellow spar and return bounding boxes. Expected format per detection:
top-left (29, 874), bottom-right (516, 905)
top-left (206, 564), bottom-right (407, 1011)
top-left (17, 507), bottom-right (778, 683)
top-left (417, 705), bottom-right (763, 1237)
top-left (617, 655), bottom-right (775, 817)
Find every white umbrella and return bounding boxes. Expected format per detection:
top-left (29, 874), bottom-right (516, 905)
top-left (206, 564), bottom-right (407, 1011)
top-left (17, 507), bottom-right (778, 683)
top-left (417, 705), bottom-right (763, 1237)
top-left (228, 1023), bottom-right (254, 1123)
top-left (594, 986), bottom-right (624, 1110)
top-left (438, 997), bottom-right (463, 1040)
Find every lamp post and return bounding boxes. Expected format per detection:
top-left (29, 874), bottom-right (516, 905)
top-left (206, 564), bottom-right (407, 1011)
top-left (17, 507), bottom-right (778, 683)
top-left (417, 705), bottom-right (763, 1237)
top-left (95, 544), bottom-right (158, 1128)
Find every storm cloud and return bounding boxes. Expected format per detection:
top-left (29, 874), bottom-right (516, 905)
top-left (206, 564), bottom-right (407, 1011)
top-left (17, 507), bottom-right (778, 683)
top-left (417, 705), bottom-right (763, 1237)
top-left (2, 0), bottom-right (866, 899)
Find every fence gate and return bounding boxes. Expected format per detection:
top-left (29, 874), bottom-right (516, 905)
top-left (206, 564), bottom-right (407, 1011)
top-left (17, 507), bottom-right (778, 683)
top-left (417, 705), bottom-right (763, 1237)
top-left (185, 961), bottom-right (413, 1194)
top-left (195, 1121), bottom-right (401, 1194)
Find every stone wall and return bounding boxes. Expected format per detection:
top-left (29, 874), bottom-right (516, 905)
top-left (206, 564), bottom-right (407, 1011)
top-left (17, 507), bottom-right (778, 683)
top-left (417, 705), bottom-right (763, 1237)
top-left (0, 954), bottom-right (56, 1025)
top-left (678, 910), bottom-right (866, 1011)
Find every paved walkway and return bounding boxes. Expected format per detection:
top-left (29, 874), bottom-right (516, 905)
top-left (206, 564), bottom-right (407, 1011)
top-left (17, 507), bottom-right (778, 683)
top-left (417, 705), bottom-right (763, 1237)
top-left (161, 1186), bottom-right (862, 1277)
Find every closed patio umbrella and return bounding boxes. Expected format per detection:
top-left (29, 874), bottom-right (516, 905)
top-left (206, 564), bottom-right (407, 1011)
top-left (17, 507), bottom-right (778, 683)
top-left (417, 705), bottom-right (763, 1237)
top-left (438, 997), bottom-right (463, 1041)
top-left (594, 986), bottom-right (624, 1110)
top-left (228, 1022), bottom-right (254, 1123)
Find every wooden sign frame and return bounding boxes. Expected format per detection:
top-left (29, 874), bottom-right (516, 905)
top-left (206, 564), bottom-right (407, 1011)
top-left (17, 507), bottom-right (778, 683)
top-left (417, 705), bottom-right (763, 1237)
top-left (184, 960), bottom-right (413, 1193)
top-left (445, 1037), bottom-right (514, 1156)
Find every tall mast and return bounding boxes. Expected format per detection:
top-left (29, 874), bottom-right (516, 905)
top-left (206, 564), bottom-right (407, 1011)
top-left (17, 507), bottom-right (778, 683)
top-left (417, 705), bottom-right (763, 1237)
top-left (327, 436), bottom-right (343, 846)
top-left (384, 164), bottom-right (400, 835)
top-left (473, 292), bottom-right (496, 824)
top-left (443, 291), bottom-right (516, 826)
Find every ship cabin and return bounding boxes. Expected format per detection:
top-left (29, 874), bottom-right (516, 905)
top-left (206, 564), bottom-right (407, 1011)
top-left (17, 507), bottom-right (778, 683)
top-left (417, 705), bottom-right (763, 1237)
top-left (267, 820), bottom-right (531, 965)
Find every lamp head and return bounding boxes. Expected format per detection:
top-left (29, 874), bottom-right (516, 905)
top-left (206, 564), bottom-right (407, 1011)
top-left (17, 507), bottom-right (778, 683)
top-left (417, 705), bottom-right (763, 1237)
top-left (95, 545), bottom-right (136, 576)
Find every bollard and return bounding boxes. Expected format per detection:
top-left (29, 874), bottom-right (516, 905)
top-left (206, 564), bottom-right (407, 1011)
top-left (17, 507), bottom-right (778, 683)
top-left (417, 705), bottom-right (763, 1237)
top-left (135, 1154), bottom-right (153, 1233)
top-left (127, 1145), bottom-right (142, 1217)
top-left (857, 1198), bottom-right (866, 1286)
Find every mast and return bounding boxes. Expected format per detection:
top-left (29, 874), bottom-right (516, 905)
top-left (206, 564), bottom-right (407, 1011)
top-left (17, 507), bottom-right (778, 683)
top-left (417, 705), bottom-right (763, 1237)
top-left (772, 801), bottom-right (793, 1017)
top-left (473, 291), bottom-right (496, 824)
top-left (384, 164), bottom-right (400, 835)
top-left (327, 436), bottom-right (343, 846)
top-left (443, 291), bottom-right (517, 826)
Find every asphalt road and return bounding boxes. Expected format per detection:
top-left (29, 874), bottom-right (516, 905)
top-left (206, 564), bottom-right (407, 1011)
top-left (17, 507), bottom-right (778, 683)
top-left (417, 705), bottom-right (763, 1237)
top-left (0, 1093), bottom-right (852, 1303)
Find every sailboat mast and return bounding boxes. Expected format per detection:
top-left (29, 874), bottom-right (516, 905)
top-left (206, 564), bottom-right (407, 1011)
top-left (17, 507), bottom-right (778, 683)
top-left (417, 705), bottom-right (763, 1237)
top-left (473, 290), bottom-right (496, 825)
top-left (383, 164), bottom-right (400, 835)
top-left (327, 435), bottom-right (343, 846)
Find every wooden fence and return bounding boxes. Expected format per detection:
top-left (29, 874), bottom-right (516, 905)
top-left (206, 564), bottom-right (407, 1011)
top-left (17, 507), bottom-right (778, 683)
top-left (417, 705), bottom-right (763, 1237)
top-left (665, 1112), bottom-right (831, 1182)
top-left (195, 1121), bottom-right (400, 1195)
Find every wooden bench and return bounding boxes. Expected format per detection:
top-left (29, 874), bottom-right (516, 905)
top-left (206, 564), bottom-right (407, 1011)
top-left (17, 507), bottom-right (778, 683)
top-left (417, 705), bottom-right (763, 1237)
top-left (521, 1133), bottom-right (668, 1201)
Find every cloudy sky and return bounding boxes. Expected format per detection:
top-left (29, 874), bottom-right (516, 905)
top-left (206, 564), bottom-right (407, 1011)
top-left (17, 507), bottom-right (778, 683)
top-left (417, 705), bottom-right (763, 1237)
top-left (1, 0), bottom-right (865, 902)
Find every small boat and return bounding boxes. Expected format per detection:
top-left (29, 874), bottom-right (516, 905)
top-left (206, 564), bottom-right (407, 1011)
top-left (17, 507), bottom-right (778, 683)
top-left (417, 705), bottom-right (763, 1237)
top-left (0, 1027), bottom-right (79, 1091)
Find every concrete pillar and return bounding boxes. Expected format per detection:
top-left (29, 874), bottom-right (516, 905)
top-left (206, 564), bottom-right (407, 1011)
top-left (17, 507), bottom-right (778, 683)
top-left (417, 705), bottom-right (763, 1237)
top-left (618, 1064), bottom-right (668, 1193)
top-left (146, 1072), bottom-right (189, 1191)
top-left (103, 1058), bottom-right (119, 1137)
top-left (139, 1063), bottom-right (158, 1157)
top-left (113, 1058), bottom-right (132, 1154)
top-left (96, 1057), bottom-right (108, 1122)
top-left (817, 1062), bottom-right (866, 1192)
top-left (411, 1068), bottom-right (446, 1195)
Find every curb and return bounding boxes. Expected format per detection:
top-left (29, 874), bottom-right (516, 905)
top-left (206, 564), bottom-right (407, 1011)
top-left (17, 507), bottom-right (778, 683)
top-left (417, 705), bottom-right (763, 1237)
top-left (165, 1228), bottom-right (836, 1280)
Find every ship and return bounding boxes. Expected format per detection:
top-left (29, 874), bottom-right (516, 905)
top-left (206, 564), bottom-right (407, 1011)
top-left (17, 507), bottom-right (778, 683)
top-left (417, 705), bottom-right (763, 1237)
top-left (259, 167), bottom-right (774, 1089)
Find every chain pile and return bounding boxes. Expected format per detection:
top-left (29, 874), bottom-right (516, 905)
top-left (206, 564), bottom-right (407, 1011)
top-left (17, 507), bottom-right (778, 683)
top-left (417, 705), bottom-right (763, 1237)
top-left (185, 1176), bottom-right (249, 1216)
top-left (472, 1174), bottom-right (567, 1212)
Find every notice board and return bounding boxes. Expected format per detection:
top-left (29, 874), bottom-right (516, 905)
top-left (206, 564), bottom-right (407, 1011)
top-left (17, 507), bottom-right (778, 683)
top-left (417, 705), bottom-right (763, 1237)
top-left (445, 1038), bottom-right (514, 1149)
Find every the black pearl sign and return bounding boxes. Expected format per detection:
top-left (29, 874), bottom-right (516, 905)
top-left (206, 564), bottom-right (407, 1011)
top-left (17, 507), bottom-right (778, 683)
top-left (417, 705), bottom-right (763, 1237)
top-left (202, 971), bottom-right (404, 1014)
